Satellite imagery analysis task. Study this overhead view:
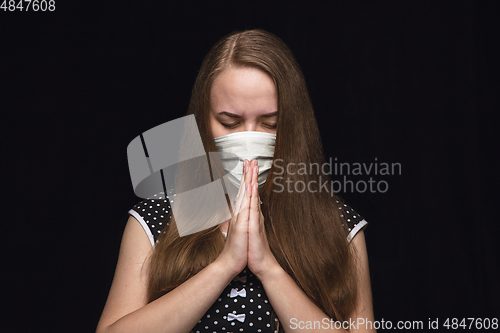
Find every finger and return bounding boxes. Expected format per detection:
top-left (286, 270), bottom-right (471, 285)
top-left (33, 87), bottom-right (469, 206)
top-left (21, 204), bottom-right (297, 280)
top-left (229, 160), bottom-right (246, 232)
top-left (237, 159), bottom-right (249, 215)
top-left (251, 162), bottom-right (262, 213)
top-left (238, 183), bottom-right (251, 226)
top-left (232, 159), bottom-right (248, 216)
top-left (245, 159), bottom-right (253, 187)
top-left (251, 159), bottom-right (258, 189)
top-left (237, 164), bottom-right (251, 220)
top-left (229, 183), bottom-right (250, 236)
top-left (255, 182), bottom-right (266, 232)
top-left (249, 183), bottom-right (261, 230)
top-left (238, 159), bottom-right (248, 200)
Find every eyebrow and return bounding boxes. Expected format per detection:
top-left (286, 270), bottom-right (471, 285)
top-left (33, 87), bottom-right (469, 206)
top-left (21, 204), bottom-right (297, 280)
top-left (218, 111), bottom-right (278, 118)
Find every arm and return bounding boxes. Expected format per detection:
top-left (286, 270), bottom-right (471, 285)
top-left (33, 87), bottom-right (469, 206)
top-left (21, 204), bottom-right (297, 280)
top-left (96, 216), bottom-right (240, 333)
top-left (246, 161), bottom-right (375, 332)
top-left (257, 231), bottom-right (375, 333)
top-left (97, 164), bottom-right (253, 333)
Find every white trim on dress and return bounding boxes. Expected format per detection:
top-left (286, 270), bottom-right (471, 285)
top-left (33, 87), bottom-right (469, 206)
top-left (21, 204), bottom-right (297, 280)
top-left (347, 219), bottom-right (368, 243)
top-left (129, 209), bottom-right (366, 246)
top-left (128, 209), bottom-right (155, 247)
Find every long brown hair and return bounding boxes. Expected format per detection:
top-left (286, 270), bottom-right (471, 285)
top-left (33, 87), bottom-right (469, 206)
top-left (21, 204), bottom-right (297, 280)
top-left (147, 29), bottom-right (358, 323)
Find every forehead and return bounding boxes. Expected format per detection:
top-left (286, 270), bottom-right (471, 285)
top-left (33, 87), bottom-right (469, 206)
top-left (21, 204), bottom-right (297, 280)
top-left (210, 66), bottom-right (278, 114)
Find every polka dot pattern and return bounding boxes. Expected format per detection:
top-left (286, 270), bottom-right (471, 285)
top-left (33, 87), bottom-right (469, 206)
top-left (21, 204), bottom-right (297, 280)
top-left (192, 268), bottom-right (278, 332)
top-left (336, 197), bottom-right (368, 242)
top-left (128, 193), bottom-right (367, 331)
top-left (129, 192), bottom-right (172, 245)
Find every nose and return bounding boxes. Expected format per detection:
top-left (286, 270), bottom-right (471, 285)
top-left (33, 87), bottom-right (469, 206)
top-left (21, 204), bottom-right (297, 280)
top-left (245, 122), bottom-right (255, 131)
top-left (243, 121), bottom-right (257, 132)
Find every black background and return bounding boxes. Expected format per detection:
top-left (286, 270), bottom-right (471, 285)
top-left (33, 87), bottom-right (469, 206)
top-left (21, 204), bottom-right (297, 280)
top-left (2, 1), bottom-right (499, 332)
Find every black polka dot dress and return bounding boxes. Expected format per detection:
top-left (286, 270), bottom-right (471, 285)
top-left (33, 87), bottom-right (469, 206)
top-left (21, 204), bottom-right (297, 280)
top-left (128, 193), bottom-right (367, 332)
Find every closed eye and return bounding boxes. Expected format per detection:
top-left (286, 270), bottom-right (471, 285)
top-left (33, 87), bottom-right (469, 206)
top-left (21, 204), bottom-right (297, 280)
top-left (221, 122), bottom-right (276, 129)
top-left (220, 122), bottom-right (240, 128)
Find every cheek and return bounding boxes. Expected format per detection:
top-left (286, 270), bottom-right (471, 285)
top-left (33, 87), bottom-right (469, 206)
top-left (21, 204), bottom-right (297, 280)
top-left (209, 116), bottom-right (224, 139)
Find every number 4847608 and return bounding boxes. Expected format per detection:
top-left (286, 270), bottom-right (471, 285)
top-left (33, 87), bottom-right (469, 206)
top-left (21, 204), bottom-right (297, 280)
top-left (443, 318), bottom-right (498, 330)
top-left (1, 0), bottom-right (55, 11)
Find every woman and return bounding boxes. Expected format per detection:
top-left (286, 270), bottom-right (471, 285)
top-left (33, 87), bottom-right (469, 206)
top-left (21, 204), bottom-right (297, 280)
top-left (97, 29), bottom-right (375, 333)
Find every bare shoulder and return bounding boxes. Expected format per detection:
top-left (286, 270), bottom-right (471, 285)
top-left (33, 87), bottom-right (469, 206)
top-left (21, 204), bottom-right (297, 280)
top-left (351, 229), bottom-right (368, 253)
top-left (120, 215), bottom-right (155, 259)
top-left (96, 215), bottom-right (153, 332)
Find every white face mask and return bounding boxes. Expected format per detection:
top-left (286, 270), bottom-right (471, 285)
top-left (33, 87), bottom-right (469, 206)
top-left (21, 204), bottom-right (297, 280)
top-left (214, 131), bottom-right (276, 193)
